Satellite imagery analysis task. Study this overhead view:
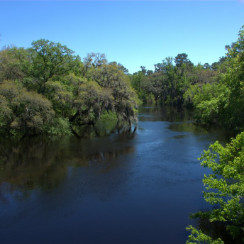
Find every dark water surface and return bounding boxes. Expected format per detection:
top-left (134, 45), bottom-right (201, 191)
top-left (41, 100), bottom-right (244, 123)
top-left (0, 107), bottom-right (228, 244)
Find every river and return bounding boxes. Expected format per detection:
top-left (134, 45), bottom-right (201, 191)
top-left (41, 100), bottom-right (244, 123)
top-left (0, 107), bottom-right (228, 243)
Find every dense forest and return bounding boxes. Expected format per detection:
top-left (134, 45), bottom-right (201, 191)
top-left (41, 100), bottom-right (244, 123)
top-left (0, 25), bottom-right (243, 243)
top-left (0, 41), bottom-right (138, 138)
top-left (130, 26), bottom-right (243, 132)
top-left (1, 28), bottom-right (243, 139)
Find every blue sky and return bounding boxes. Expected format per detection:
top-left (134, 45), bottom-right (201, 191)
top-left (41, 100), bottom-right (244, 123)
top-left (0, 1), bottom-right (243, 73)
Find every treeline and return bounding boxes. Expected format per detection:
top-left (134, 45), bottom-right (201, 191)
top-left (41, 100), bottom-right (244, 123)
top-left (0, 40), bottom-right (138, 138)
top-left (130, 27), bottom-right (244, 131)
top-left (0, 27), bottom-right (243, 138)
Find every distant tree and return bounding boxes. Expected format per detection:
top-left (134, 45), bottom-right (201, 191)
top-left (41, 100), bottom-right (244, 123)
top-left (83, 53), bottom-right (107, 68)
top-left (203, 63), bottom-right (211, 69)
top-left (146, 70), bottom-right (153, 75)
top-left (109, 62), bottom-right (129, 74)
top-left (184, 26), bottom-right (244, 130)
top-left (174, 53), bottom-right (193, 68)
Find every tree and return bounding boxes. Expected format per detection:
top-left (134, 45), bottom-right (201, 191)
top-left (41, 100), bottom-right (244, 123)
top-left (29, 39), bottom-right (81, 92)
top-left (187, 132), bottom-right (244, 243)
top-left (83, 52), bottom-right (107, 69)
top-left (174, 53), bottom-right (193, 68)
top-left (0, 81), bottom-right (54, 136)
top-left (141, 72), bottom-right (163, 104)
top-left (86, 61), bottom-right (138, 124)
top-left (184, 26), bottom-right (244, 130)
top-left (0, 47), bottom-right (31, 82)
top-left (0, 39), bottom-right (139, 138)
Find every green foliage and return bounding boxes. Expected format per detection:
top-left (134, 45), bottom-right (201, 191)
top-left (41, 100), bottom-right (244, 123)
top-left (129, 27), bottom-right (243, 131)
top-left (1, 27), bottom-right (243, 136)
top-left (0, 81), bottom-right (54, 136)
top-left (130, 54), bottom-right (214, 107)
top-left (184, 83), bottom-right (229, 125)
top-left (30, 39), bottom-right (81, 84)
top-left (95, 111), bottom-right (118, 136)
top-left (44, 78), bottom-right (75, 118)
top-left (86, 61), bottom-right (138, 124)
top-left (0, 47), bottom-right (31, 81)
top-left (175, 53), bottom-right (193, 68)
top-left (184, 26), bottom-right (244, 130)
top-left (44, 117), bottom-right (72, 136)
top-left (73, 80), bottom-right (107, 125)
top-left (0, 95), bottom-right (12, 128)
top-left (186, 226), bottom-right (224, 244)
top-left (0, 41), bottom-right (138, 138)
top-left (187, 132), bottom-right (244, 243)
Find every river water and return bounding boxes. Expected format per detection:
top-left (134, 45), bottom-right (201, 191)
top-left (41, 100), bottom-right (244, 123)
top-left (0, 107), bottom-right (228, 244)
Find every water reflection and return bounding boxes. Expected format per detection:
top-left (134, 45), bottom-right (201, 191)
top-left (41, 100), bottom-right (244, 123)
top-left (168, 122), bottom-right (232, 143)
top-left (139, 106), bottom-right (193, 122)
top-left (0, 134), bottom-right (135, 197)
top-left (139, 106), bottom-right (231, 142)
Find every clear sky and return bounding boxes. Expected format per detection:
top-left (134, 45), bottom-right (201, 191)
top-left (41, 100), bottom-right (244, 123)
top-left (0, 1), bottom-right (243, 73)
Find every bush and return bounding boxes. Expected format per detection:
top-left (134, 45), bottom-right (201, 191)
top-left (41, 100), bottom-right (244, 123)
top-left (187, 132), bottom-right (244, 243)
top-left (95, 111), bottom-right (118, 136)
top-left (44, 117), bottom-right (72, 136)
top-left (0, 81), bottom-right (54, 136)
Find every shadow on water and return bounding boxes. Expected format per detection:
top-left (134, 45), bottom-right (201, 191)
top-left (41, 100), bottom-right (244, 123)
top-left (0, 133), bottom-right (136, 198)
top-left (140, 106), bottom-right (232, 142)
top-left (139, 105), bottom-right (193, 122)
